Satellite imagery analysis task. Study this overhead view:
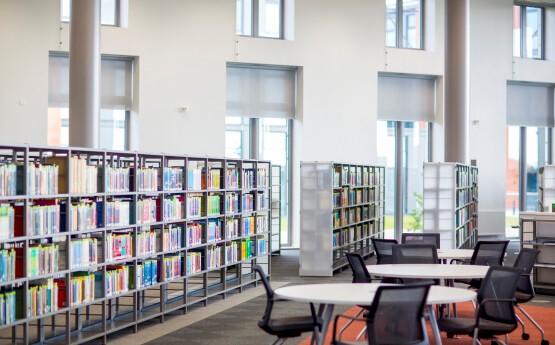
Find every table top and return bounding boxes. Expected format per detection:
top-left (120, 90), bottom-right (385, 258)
top-left (366, 264), bottom-right (490, 279)
top-left (274, 283), bottom-right (476, 306)
top-left (437, 248), bottom-right (474, 260)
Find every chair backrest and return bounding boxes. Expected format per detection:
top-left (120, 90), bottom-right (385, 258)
top-left (477, 266), bottom-right (522, 327)
top-left (392, 244), bottom-right (439, 264)
top-left (471, 240), bottom-right (510, 266)
top-left (371, 238), bottom-right (398, 264)
top-left (513, 248), bottom-right (540, 295)
top-left (401, 233), bottom-right (441, 249)
top-left (253, 265), bottom-right (274, 329)
top-left (345, 252), bottom-right (372, 283)
top-left (366, 283), bottom-right (431, 345)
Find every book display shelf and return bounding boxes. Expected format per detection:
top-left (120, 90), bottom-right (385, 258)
top-left (538, 165), bottom-right (555, 212)
top-left (299, 162), bottom-right (385, 277)
top-left (0, 144), bottom-right (271, 344)
top-left (423, 163), bottom-right (479, 249)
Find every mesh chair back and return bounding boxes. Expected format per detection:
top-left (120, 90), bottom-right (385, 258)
top-left (477, 266), bottom-right (522, 325)
top-left (471, 240), bottom-right (509, 266)
top-left (371, 239), bottom-right (398, 264)
top-left (253, 265), bottom-right (274, 329)
top-left (513, 248), bottom-right (540, 296)
top-left (367, 284), bottom-right (431, 345)
top-left (345, 252), bottom-right (372, 283)
top-left (392, 244), bottom-right (439, 264)
top-left (401, 233), bottom-right (441, 249)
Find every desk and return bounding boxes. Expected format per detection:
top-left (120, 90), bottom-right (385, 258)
top-left (437, 249), bottom-right (474, 262)
top-left (275, 283), bottom-right (476, 345)
top-left (366, 264), bottom-right (490, 282)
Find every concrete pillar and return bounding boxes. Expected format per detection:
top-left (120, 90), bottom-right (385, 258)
top-left (69, 0), bottom-right (100, 148)
top-left (444, 0), bottom-right (469, 163)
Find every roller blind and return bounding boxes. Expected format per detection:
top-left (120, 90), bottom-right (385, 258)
top-left (226, 64), bottom-right (296, 119)
top-left (48, 53), bottom-right (133, 110)
top-left (378, 74), bottom-right (436, 122)
top-left (507, 82), bottom-right (555, 127)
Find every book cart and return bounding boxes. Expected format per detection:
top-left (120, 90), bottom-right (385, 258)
top-left (0, 144), bottom-right (271, 344)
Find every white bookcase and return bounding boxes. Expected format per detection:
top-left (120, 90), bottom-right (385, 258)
top-left (423, 162), bottom-right (478, 249)
top-left (300, 162), bottom-right (385, 276)
top-left (538, 165), bottom-right (555, 212)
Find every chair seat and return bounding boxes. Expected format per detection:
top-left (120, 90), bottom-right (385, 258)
top-left (515, 290), bottom-right (533, 304)
top-left (336, 335), bottom-right (429, 345)
top-left (261, 316), bottom-right (323, 337)
top-left (438, 317), bottom-right (517, 337)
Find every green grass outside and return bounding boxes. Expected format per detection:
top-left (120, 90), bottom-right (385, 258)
top-left (383, 215), bottom-right (421, 231)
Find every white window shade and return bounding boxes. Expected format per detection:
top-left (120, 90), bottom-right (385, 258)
top-left (48, 53), bottom-right (133, 110)
top-left (226, 64), bottom-right (296, 119)
top-left (507, 82), bottom-right (555, 127)
top-left (378, 74), bottom-right (436, 122)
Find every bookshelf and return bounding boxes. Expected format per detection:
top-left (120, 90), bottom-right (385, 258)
top-left (299, 162), bottom-right (385, 276)
top-left (270, 165), bottom-right (281, 255)
top-left (0, 144), bottom-right (271, 344)
top-left (422, 162), bottom-right (479, 249)
top-left (520, 212), bottom-right (555, 294)
top-left (538, 165), bottom-right (555, 212)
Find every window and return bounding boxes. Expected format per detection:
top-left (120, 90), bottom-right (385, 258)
top-left (236, 0), bottom-right (283, 39)
top-left (61, 0), bottom-right (120, 26)
top-left (47, 53), bottom-right (133, 150)
top-left (386, 0), bottom-right (423, 49)
top-left (513, 4), bottom-right (544, 59)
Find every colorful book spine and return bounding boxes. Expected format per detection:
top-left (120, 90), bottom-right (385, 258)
top-left (225, 193), bottom-right (239, 214)
top-left (136, 168), bottom-right (158, 192)
top-left (256, 216), bottom-right (268, 233)
top-left (27, 244), bottom-right (59, 277)
top-left (163, 196), bottom-right (183, 221)
top-left (67, 272), bottom-right (95, 306)
top-left (207, 246), bottom-right (221, 269)
top-left (186, 194), bottom-right (203, 218)
top-left (160, 255), bottom-right (181, 281)
top-left (106, 232), bottom-right (133, 262)
top-left (104, 266), bottom-right (129, 297)
top-left (137, 199), bottom-right (157, 224)
top-left (242, 217), bottom-right (255, 236)
top-left (70, 157), bottom-right (98, 194)
top-left (0, 290), bottom-right (16, 325)
top-left (186, 223), bottom-right (202, 247)
top-left (27, 164), bottom-right (59, 196)
top-left (105, 167), bottom-right (130, 193)
top-left (104, 201), bottom-right (130, 227)
top-left (0, 205), bottom-right (14, 240)
top-left (27, 204), bottom-right (60, 236)
top-left (70, 238), bottom-right (98, 269)
top-left (163, 167), bottom-right (183, 191)
top-left (0, 164), bottom-right (17, 197)
top-left (256, 192), bottom-right (267, 210)
top-left (136, 260), bottom-right (158, 288)
top-left (242, 169), bottom-right (255, 189)
top-left (225, 218), bottom-right (239, 239)
top-left (225, 168), bottom-right (239, 189)
top-left (186, 167), bottom-right (203, 190)
top-left (207, 195), bottom-right (220, 216)
top-left (70, 202), bottom-right (97, 231)
top-left (163, 225), bottom-right (183, 252)
top-left (207, 220), bottom-right (220, 243)
top-left (257, 238), bottom-right (266, 256)
top-left (137, 230), bottom-right (156, 257)
top-left (257, 167), bottom-right (268, 188)
top-left (225, 242), bottom-right (238, 265)
top-left (20, 278), bottom-right (58, 317)
top-left (185, 252), bottom-right (202, 276)
top-left (242, 194), bottom-right (254, 212)
top-left (207, 168), bottom-right (221, 189)
top-left (0, 248), bottom-right (16, 283)
top-left (241, 239), bottom-right (252, 260)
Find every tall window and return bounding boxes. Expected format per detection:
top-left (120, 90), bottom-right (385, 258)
top-left (48, 54), bottom-right (133, 150)
top-left (236, 0), bottom-right (283, 39)
top-left (513, 5), bottom-right (544, 59)
top-left (386, 0), bottom-right (423, 49)
top-left (61, 0), bottom-right (121, 26)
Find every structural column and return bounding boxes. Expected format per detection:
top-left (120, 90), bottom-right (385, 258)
top-left (69, 0), bottom-right (101, 148)
top-left (444, 0), bottom-right (469, 163)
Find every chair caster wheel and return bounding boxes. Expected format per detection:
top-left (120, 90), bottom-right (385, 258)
top-left (541, 340), bottom-right (549, 345)
top-left (521, 333), bottom-right (530, 340)
top-left (447, 333), bottom-right (454, 339)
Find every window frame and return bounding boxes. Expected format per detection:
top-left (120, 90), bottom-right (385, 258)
top-left (61, 0), bottom-right (121, 27)
top-left (387, 0), bottom-right (424, 50)
top-left (514, 3), bottom-right (545, 60)
top-left (236, 0), bottom-right (285, 40)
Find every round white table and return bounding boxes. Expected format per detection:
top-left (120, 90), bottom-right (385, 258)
top-left (366, 263), bottom-right (490, 280)
top-left (275, 283), bottom-right (476, 345)
top-left (437, 248), bottom-right (474, 261)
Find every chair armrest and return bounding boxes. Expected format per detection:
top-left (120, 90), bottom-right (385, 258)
top-left (332, 313), bottom-right (367, 342)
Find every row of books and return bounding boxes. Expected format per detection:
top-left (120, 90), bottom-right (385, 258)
top-left (225, 242), bottom-right (238, 264)
top-left (242, 194), bottom-right (254, 212)
top-left (136, 168), bottom-right (159, 192)
top-left (207, 246), bottom-right (221, 269)
top-left (105, 167), bottom-right (130, 193)
top-left (256, 192), bottom-right (268, 210)
top-left (0, 205), bottom-right (14, 240)
top-left (0, 290), bottom-right (16, 325)
top-left (225, 218), bottom-right (239, 239)
top-left (104, 266), bottom-right (129, 297)
top-left (0, 164), bottom-right (16, 197)
top-left (137, 230), bottom-right (156, 256)
top-left (333, 205), bottom-right (380, 229)
top-left (257, 168), bottom-right (269, 188)
top-left (207, 168), bottom-right (221, 189)
top-left (186, 223), bottom-right (202, 247)
top-left (225, 167), bottom-right (239, 189)
top-left (28, 204), bottom-right (60, 236)
top-left (160, 255), bottom-right (181, 281)
top-left (164, 167), bottom-right (183, 191)
top-left (241, 239), bottom-right (254, 260)
top-left (20, 278), bottom-right (59, 318)
top-left (60, 272), bottom-right (95, 307)
top-left (136, 199), bottom-right (157, 224)
top-left (207, 220), bottom-right (221, 242)
top-left (135, 260), bottom-right (158, 288)
top-left (27, 164), bottom-right (59, 196)
top-left (333, 168), bottom-right (380, 188)
top-left (27, 244), bottom-right (59, 277)
top-left (457, 189), bottom-right (471, 206)
top-left (187, 167), bottom-right (203, 190)
top-left (70, 238), bottom-right (98, 269)
top-left (207, 195), bottom-right (220, 216)
top-left (186, 252), bottom-right (202, 276)
top-left (0, 248), bottom-right (15, 283)
top-left (163, 196), bottom-right (183, 221)
top-left (53, 156), bottom-right (98, 194)
top-left (186, 194), bottom-right (203, 218)
top-left (69, 201), bottom-right (97, 231)
top-left (225, 193), bottom-right (239, 213)
top-left (104, 201), bottom-right (130, 227)
top-left (258, 239), bottom-right (266, 256)
top-left (105, 232), bottom-right (133, 261)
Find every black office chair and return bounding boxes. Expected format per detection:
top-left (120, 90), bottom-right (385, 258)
top-left (370, 238), bottom-right (398, 264)
top-left (437, 266), bottom-right (523, 345)
top-left (453, 240), bottom-right (510, 288)
top-left (332, 283), bottom-right (432, 345)
top-left (401, 232), bottom-right (441, 249)
top-left (392, 244), bottom-right (440, 284)
top-left (512, 248), bottom-right (549, 345)
top-left (253, 265), bottom-right (323, 345)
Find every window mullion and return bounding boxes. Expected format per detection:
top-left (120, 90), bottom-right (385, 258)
top-left (253, 0), bottom-right (259, 37)
top-left (521, 6), bottom-right (526, 58)
top-left (397, 0), bottom-right (403, 48)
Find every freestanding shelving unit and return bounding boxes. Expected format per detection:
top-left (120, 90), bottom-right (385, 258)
top-left (299, 162), bottom-right (385, 276)
top-left (270, 165), bottom-right (281, 255)
top-left (538, 166), bottom-right (555, 212)
top-left (520, 211), bottom-right (555, 294)
top-left (423, 162), bottom-right (479, 249)
top-left (0, 144), bottom-right (271, 344)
